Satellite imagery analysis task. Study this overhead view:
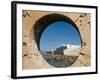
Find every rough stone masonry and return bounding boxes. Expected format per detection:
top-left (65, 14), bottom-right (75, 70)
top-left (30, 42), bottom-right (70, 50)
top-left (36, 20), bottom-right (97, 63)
top-left (22, 10), bottom-right (91, 69)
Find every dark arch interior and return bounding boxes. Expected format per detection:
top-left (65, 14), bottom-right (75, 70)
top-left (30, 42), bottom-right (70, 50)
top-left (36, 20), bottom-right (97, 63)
top-left (33, 13), bottom-right (82, 50)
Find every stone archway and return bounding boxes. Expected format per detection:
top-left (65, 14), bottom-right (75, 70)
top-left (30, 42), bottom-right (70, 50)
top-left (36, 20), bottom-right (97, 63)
top-left (22, 10), bottom-right (91, 69)
top-left (33, 13), bottom-right (82, 50)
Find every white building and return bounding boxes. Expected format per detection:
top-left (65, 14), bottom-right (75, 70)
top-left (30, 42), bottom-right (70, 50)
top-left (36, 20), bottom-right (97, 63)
top-left (54, 44), bottom-right (81, 56)
top-left (67, 44), bottom-right (81, 50)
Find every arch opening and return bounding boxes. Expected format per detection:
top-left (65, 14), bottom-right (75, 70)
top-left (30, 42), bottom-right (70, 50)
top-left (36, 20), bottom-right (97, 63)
top-left (32, 13), bottom-right (82, 67)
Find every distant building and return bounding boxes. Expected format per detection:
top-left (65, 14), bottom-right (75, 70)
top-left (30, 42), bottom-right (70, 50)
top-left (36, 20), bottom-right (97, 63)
top-left (54, 44), bottom-right (67, 55)
top-left (67, 44), bottom-right (81, 50)
top-left (54, 44), bottom-right (81, 56)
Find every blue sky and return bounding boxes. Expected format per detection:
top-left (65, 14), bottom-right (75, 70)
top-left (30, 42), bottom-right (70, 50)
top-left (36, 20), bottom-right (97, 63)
top-left (40, 21), bottom-right (81, 51)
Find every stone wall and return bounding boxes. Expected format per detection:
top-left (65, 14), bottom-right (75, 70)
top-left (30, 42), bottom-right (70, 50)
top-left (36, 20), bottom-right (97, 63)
top-left (22, 10), bottom-right (91, 69)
